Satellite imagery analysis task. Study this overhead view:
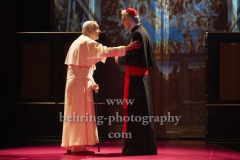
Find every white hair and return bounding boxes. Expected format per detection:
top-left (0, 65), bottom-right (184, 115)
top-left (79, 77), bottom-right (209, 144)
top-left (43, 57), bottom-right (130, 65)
top-left (82, 21), bottom-right (97, 36)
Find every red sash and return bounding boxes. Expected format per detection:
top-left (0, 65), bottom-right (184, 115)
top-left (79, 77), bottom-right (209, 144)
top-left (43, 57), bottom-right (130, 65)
top-left (123, 66), bottom-right (148, 138)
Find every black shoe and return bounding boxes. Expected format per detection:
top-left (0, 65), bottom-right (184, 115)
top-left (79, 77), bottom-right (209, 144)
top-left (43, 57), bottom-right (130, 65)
top-left (122, 148), bottom-right (140, 155)
top-left (122, 148), bottom-right (157, 155)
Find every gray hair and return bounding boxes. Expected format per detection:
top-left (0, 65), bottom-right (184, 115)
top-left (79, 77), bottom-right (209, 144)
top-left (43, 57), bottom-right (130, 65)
top-left (121, 10), bottom-right (140, 23)
top-left (82, 21), bottom-right (97, 36)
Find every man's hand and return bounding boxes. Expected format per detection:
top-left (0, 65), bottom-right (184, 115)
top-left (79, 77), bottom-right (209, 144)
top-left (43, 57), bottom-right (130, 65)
top-left (92, 84), bottom-right (99, 93)
top-left (115, 56), bottom-right (118, 64)
top-left (126, 41), bottom-right (142, 51)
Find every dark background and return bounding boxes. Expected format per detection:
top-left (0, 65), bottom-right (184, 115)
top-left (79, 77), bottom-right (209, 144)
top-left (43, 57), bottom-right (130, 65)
top-left (1, 0), bottom-right (51, 147)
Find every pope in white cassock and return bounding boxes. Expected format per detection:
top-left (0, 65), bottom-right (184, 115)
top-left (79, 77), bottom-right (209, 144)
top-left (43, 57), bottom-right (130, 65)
top-left (61, 21), bottom-right (141, 155)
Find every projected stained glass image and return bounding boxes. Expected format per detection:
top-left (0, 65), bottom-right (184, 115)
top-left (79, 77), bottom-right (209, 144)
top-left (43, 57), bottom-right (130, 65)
top-left (54, 0), bottom-right (227, 54)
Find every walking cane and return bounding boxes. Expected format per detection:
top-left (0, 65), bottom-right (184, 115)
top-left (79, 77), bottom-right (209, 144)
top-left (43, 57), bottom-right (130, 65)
top-left (94, 84), bottom-right (100, 152)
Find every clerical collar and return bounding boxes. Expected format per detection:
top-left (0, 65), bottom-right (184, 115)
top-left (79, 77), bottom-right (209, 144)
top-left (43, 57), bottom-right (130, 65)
top-left (131, 23), bottom-right (141, 33)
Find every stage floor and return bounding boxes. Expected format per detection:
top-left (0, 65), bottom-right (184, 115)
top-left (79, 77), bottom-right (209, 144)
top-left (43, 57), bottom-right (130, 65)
top-left (0, 140), bottom-right (240, 160)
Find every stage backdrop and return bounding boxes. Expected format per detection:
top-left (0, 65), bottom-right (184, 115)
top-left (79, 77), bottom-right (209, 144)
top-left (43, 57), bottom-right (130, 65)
top-left (51, 0), bottom-right (234, 139)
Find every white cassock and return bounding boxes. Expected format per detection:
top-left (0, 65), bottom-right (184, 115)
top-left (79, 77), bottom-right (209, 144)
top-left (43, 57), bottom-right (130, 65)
top-left (61, 35), bottom-right (126, 149)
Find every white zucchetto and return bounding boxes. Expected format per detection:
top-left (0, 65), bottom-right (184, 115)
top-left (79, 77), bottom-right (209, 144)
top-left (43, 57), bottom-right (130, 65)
top-left (82, 21), bottom-right (94, 29)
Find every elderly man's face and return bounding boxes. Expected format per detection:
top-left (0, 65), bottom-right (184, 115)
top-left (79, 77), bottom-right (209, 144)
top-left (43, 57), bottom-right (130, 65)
top-left (89, 23), bottom-right (101, 40)
top-left (121, 15), bottom-right (131, 31)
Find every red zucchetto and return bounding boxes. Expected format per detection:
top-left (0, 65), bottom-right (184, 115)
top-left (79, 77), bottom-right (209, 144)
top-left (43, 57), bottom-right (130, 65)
top-left (126, 8), bottom-right (138, 16)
